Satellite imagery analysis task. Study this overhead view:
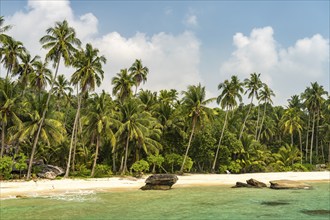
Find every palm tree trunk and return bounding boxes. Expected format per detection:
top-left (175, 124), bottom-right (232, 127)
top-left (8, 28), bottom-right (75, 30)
top-left (71, 118), bottom-right (79, 171)
top-left (316, 109), bottom-right (320, 163)
top-left (255, 105), bottom-right (260, 140)
top-left (257, 102), bottom-right (267, 141)
top-left (64, 93), bottom-right (82, 177)
top-left (180, 116), bottom-right (196, 173)
top-left (26, 58), bottom-right (61, 180)
top-left (122, 133), bottom-right (130, 175)
top-left (212, 109), bottom-right (229, 172)
top-left (0, 122), bottom-right (5, 157)
top-left (310, 111), bottom-right (316, 164)
top-left (299, 131), bottom-right (302, 164)
top-left (305, 114), bottom-right (310, 162)
top-left (239, 96), bottom-right (254, 140)
top-left (91, 135), bottom-right (100, 177)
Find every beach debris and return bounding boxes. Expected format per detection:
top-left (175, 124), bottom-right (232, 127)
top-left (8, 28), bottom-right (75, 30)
top-left (140, 174), bottom-right (178, 190)
top-left (269, 180), bottom-right (312, 190)
top-left (232, 178), bottom-right (267, 188)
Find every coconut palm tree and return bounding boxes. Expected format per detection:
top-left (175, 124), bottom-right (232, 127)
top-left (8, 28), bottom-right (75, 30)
top-left (15, 52), bottom-right (40, 93)
top-left (115, 98), bottom-right (153, 174)
top-left (82, 91), bottom-right (116, 177)
top-left (30, 60), bottom-right (52, 103)
top-left (212, 75), bottom-right (243, 172)
top-left (281, 108), bottom-right (303, 163)
top-left (0, 37), bottom-right (26, 79)
top-left (301, 82), bottom-right (327, 164)
top-left (129, 59), bottom-right (149, 95)
top-left (0, 16), bottom-right (12, 40)
top-left (26, 20), bottom-right (81, 179)
top-left (65, 43), bottom-right (106, 177)
top-left (180, 83), bottom-right (215, 173)
top-left (0, 79), bottom-right (22, 157)
top-left (239, 73), bottom-right (262, 140)
top-left (257, 84), bottom-right (275, 141)
top-left (111, 68), bottom-right (135, 102)
top-left (53, 74), bottom-right (73, 106)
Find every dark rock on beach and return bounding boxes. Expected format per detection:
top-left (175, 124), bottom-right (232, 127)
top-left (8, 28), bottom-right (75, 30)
top-left (246, 178), bottom-right (267, 188)
top-left (141, 174), bottom-right (178, 190)
top-left (269, 180), bottom-right (312, 189)
top-left (37, 165), bottom-right (65, 179)
top-left (232, 179), bottom-right (267, 188)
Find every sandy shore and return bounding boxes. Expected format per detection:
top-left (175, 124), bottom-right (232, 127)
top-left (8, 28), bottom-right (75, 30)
top-left (1, 171), bottom-right (329, 199)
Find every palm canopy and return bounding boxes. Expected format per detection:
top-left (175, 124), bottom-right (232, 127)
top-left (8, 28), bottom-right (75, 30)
top-left (217, 75), bottom-right (243, 110)
top-left (30, 60), bottom-right (52, 92)
top-left (111, 68), bottom-right (135, 101)
top-left (40, 20), bottom-right (81, 67)
top-left (244, 72), bottom-right (263, 101)
top-left (129, 59), bottom-right (149, 94)
top-left (0, 36), bottom-right (26, 78)
top-left (71, 43), bottom-right (106, 93)
top-left (259, 84), bottom-right (274, 105)
top-left (0, 16), bottom-right (12, 42)
top-left (181, 83), bottom-right (215, 124)
top-left (302, 82), bottom-right (327, 112)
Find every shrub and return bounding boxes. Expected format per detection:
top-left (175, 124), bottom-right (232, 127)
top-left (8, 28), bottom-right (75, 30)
top-left (0, 156), bottom-right (13, 180)
top-left (292, 163), bottom-right (308, 171)
top-left (72, 164), bottom-right (91, 177)
top-left (177, 155), bottom-right (193, 172)
top-left (130, 159), bottom-right (149, 176)
top-left (94, 164), bottom-right (113, 178)
top-left (228, 160), bottom-right (242, 174)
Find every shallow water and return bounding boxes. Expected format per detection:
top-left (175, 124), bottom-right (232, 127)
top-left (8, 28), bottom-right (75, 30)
top-left (1, 182), bottom-right (329, 220)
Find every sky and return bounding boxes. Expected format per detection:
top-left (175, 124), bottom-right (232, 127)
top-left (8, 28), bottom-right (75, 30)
top-left (1, 0), bottom-right (329, 106)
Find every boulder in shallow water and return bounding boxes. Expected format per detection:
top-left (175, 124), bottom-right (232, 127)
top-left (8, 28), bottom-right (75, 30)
top-left (141, 174), bottom-right (178, 190)
top-left (269, 180), bottom-right (312, 189)
top-left (246, 178), bottom-right (267, 188)
top-left (232, 182), bottom-right (253, 188)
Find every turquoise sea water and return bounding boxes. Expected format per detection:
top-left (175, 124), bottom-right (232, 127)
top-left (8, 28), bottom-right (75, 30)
top-left (1, 182), bottom-right (329, 220)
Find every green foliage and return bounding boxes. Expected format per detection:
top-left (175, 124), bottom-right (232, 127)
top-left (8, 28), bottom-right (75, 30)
top-left (291, 163), bottom-right (309, 171)
top-left (72, 164), bottom-right (91, 177)
top-left (93, 164), bottom-right (113, 178)
top-left (0, 156), bottom-right (13, 179)
top-left (147, 154), bottom-right (164, 173)
top-left (227, 160), bottom-right (242, 174)
top-left (164, 153), bottom-right (182, 173)
top-left (13, 153), bottom-right (28, 178)
top-left (130, 159), bottom-right (149, 173)
top-left (177, 155), bottom-right (193, 172)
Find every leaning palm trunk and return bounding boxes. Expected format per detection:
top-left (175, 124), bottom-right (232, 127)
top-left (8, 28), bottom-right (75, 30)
top-left (91, 135), bottom-right (100, 177)
top-left (309, 111), bottom-right (316, 164)
top-left (1, 122), bottom-right (5, 157)
top-left (305, 114), bottom-right (311, 162)
top-left (299, 131), bottom-right (303, 164)
top-left (257, 102), bottom-right (267, 141)
top-left (255, 105), bottom-right (260, 140)
top-left (64, 93), bottom-right (82, 177)
top-left (121, 133), bottom-right (130, 175)
top-left (26, 58), bottom-right (60, 180)
top-left (212, 109), bottom-right (229, 172)
top-left (239, 96), bottom-right (254, 140)
top-left (180, 117), bottom-right (196, 173)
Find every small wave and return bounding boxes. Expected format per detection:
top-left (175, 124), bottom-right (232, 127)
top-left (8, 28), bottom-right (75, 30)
top-left (49, 190), bottom-right (97, 202)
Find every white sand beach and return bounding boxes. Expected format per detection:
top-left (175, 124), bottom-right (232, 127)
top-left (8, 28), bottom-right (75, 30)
top-left (1, 171), bottom-right (329, 199)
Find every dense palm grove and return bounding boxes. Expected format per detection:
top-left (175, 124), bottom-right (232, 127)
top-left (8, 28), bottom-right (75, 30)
top-left (1, 17), bottom-right (329, 179)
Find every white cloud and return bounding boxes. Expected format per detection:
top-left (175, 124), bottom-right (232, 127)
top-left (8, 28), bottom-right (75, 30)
top-left (219, 27), bottom-right (329, 105)
top-left (2, 0), bottom-right (203, 98)
top-left (93, 31), bottom-right (202, 94)
top-left (183, 10), bottom-right (198, 28)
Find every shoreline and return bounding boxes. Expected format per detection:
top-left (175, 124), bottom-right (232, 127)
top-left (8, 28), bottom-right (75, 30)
top-left (1, 171), bottom-right (329, 199)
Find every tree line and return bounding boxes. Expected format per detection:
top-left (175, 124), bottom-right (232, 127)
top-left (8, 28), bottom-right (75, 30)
top-left (0, 17), bottom-right (329, 179)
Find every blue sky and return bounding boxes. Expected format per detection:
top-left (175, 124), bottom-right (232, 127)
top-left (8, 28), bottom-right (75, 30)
top-left (1, 0), bottom-right (329, 106)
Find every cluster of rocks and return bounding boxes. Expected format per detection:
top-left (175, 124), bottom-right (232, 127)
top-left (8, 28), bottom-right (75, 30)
top-left (233, 178), bottom-right (312, 190)
top-left (37, 164), bottom-right (65, 180)
top-left (140, 174), bottom-right (178, 190)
